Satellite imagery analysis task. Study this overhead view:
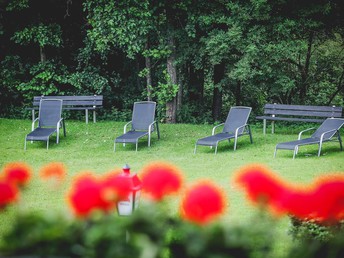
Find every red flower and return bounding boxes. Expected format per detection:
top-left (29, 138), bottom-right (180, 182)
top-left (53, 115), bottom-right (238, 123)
top-left (67, 173), bottom-right (115, 218)
top-left (234, 164), bottom-right (344, 224)
top-left (234, 164), bottom-right (293, 215)
top-left (101, 170), bottom-right (132, 201)
top-left (40, 162), bottom-right (66, 181)
top-left (0, 180), bottom-right (19, 208)
top-left (283, 189), bottom-right (317, 220)
top-left (286, 175), bottom-right (344, 223)
top-left (141, 162), bottom-right (183, 201)
top-left (2, 162), bottom-right (32, 187)
top-left (180, 181), bottom-right (226, 225)
top-left (312, 176), bottom-right (344, 222)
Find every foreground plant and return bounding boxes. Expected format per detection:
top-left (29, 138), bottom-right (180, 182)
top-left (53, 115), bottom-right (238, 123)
top-left (1, 161), bottom-right (344, 258)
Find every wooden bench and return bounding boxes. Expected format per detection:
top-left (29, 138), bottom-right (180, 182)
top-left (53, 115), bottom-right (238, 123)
top-left (256, 103), bottom-right (343, 134)
top-left (29, 95), bottom-right (103, 124)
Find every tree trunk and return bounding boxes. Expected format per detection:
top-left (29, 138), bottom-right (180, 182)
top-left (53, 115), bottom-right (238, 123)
top-left (212, 63), bottom-right (224, 121)
top-left (235, 81), bottom-right (242, 106)
top-left (166, 35), bottom-right (178, 124)
top-left (40, 45), bottom-right (46, 63)
top-left (145, 42), bottom-right (153, 101)
top-left (177, 76), bottom-right (182, 114)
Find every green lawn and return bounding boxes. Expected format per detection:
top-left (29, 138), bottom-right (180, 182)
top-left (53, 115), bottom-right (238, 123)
top-left (0, 118), bottom-right (343, 255)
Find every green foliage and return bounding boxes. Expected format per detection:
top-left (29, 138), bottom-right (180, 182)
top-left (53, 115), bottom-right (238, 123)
top-left (167, 215), bottom-right (274, 258)
top-left (153, 70), bottom-right (179, 104)
top-left (289, 216), bottom-right (344, 242)
top-left (0, 204), bottom-right (276, 258)
top-left (288, 217), bottom-right (344, 258)
top-left (143, 47), bottom-right (172, 59)
top-left (0, 212), bottom-right (85, 256)
top-left (68, 68), bottom-right (109, 95)
top-left (84, 0), bottom-right (152, 58)
top-left (16, 60), bottom-right (70, 99)
top-left (5, 0), bottom-right (29, 11)
top-left (12, 23), bottom-right (62, 48)
top-left (0, 55), bottom-right (26, 117)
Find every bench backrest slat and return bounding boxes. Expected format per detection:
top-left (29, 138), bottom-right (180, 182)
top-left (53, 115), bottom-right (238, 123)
top-left (33, 96), bottom-right (103, 107)
top-left (264, 104), bottom-right (342, 118)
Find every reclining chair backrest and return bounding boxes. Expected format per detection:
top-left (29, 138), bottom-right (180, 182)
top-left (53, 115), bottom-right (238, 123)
top-left (311, 118), bottom-right (344, 140)
top-left (222, 106), bottom-right (251, 134)
top-left (38, 99), bottom-right (63, 127)
top-left (131, 101), bottom-right (156, 131)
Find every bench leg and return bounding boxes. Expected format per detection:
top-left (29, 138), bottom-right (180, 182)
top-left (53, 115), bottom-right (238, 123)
top-left (272, 121), bottom-right (275, 134)
top-left (263, 119), bottom-right (266, 135)
top-left (85, 109), bottom-right (89, 124)
top-left (93, 110), bottom-right (96, 123)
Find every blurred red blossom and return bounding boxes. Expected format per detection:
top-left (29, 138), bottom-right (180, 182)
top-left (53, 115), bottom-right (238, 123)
top-left (286, 175), bottom-right (344, 223)
top-left (180, 181), bottom-right (226, 225)
top-left (2, 162), bottom-right (32, 187)
top-left (101, 170), bottom-right (133, 201)
top-left (233, 164), bottom-right (294, 216)
top-left (234, 164), bottom-right (344, 224)
top-left (0, 180), bottom-right (19, 208)
top-left (40, 162), bottom-right (66, 182)
top-left (67, 172), bottom-right (115, 218)
top-left (312, 175), bottom-right (344, 222)
top-left (141, 161), bottom-right (183, 201)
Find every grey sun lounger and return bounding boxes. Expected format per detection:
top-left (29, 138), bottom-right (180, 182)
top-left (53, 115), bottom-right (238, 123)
top-left (114, 101), bottom-right (160, 151)
top-left (194, 106), bottom-right (253, 154)
top-left (24, 99), bottom-right (66, 150)
top-left (274, 118), bottom-right (344, 159)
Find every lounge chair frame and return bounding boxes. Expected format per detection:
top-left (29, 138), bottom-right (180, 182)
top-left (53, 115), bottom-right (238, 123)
top-left (114, 101), bottom-right (160, 151)
top-left (274, 118), bottom-right (344, 159)
top-left (194, 106), bottom-right (253, 154)
top-left (24, 99), bottom-right (66, 150)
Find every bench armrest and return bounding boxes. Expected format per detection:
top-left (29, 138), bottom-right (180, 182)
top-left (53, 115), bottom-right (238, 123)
top-left (212, 123), bottom-right (224, 135)
top-left (298, 127), bottom-right (316, 140)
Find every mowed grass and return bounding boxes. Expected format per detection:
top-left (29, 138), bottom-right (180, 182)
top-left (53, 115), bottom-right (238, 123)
top-left (0, 118), bottom-right (343, 255)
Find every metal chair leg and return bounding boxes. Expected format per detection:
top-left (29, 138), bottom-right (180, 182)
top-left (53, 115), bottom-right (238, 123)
top-left (293, 147), bottom-right (297, 159)
top-left (318, 142), bottom-right (322, 157)
top-left (234, 137), bottom-right (238, 151)
top-left (338, 132), bottom-right (342, 151)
